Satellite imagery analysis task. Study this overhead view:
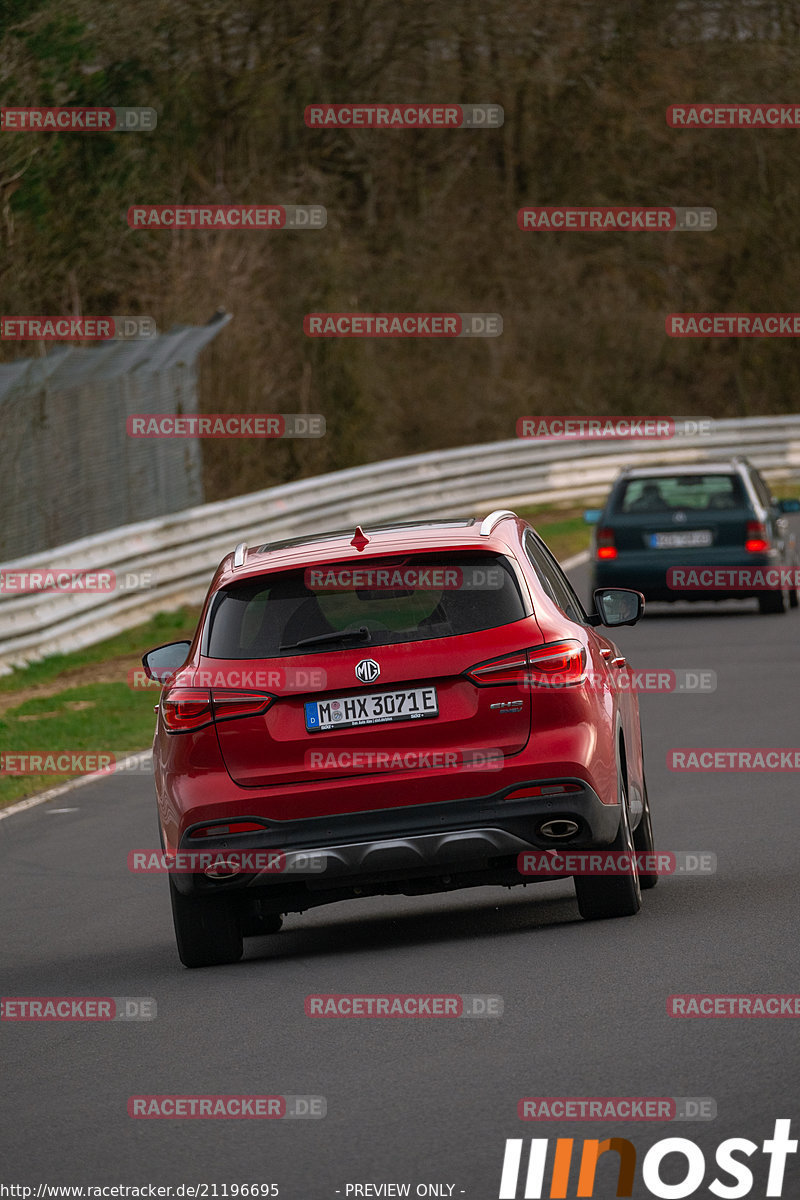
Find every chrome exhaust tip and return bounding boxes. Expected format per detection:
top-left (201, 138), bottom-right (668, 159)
top-left (539, 818), bottom-right (580, 840)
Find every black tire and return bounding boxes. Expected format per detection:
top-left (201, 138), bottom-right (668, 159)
top-left (790, 575), bottom-right (799, 609)
top-left (169, 877), bottom-right (243, 968)
top-left (575, 776), bottom-right (642, 920)
top-left (758, 590), bottom-right (786, 614)
top-left (633, 778), bottom-right (658, 890)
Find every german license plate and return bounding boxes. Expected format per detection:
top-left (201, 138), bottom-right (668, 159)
top-left (650, 530), bottom-right (713, 549)
top-left (304, 686), bottom-right (438, 732)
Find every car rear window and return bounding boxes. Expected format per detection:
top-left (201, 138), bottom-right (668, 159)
top-left (204, 552), bottom-right (528, 658)
top-left (613, 473), bottom-right (747, 514)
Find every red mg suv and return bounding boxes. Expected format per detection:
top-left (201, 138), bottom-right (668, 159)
top-left (143, 511), bottom-right (654, 966)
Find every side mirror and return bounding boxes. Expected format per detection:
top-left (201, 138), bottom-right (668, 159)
top-left (583, 508), bottom-right (602, 525)
top-left (592, 588), bottom-right (644, 627)
top-left (142, 640), bottom-right (191, 683)
top-left (777, 498), bottom-right (800, 513)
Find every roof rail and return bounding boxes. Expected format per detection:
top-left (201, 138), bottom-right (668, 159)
top-left (479, 509), bottom-right (517, 536)
top-left (233, 541), bottom-right (247, 567)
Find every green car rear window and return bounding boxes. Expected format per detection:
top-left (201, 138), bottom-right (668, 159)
top-left (613, 474), bottom-right (747, 514)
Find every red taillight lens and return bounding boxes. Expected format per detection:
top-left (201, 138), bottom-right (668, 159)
top-left (745, 520), bottom-right (770, 553)
top-left (211, 690), bottom-right (274, 723)
top-left (162, 688), bottom-right (273, 732)
top-left (162, 688), bottom-right (214, 731)
top-left (466, 642), bottom-right (587, 688)
top-left (527, 640), bottom-right (587, 688)
top-left (597, 527), bottom-right (617, 559)
top-left (466, 652), bottom-right (529, 686)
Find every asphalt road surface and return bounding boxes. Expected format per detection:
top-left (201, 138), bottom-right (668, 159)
top-left (3, 556), bottom-right (800, 1198)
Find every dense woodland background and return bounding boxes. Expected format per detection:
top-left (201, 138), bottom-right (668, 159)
top-left (2, 0), bottom-right (800, 499)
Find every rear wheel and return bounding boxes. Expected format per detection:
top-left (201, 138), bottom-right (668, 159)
top-left (633, 778), bottom-right (658, 890)
top-left (575, 776), bottom-right (641, 920)
top-left (169, 877), bottom-right (243, 968)
top-left (758, 590), bottom-right (786, 614)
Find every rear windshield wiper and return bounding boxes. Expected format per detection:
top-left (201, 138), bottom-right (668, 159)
top-left (280, 626), bottom-right (372, 651)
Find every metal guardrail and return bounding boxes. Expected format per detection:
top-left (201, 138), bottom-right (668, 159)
top-left (2, 415), bottom-right (800, 671)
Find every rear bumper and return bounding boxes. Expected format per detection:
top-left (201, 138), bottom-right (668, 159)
top-left (174, 778), bottom-right (621, 897)
top-left (592, 551), bottom-right (781, 600)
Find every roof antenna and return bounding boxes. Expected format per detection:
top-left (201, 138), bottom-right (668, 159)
top-left (350, 526), bottom-right (369, 551)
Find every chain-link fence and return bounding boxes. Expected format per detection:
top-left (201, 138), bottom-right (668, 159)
top-left (0, 312), bottom-right (231, 560)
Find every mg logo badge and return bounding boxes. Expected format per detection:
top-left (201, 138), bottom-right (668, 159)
top-left (355, 659), bottom-right (380, 684)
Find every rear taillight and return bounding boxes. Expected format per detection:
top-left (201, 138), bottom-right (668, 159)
top-left (745, 520), bottom-right (771, 553)
top-left (527, 641), bottom-right (587, 687)
top-left (466, 652), bottom-right (529, 686)
top-left (466, 641), bottom-right (587, 688)
top-left (597, 527), bottom-right (617, 559)
top-left (162, 688), bottom-right (273, 732)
